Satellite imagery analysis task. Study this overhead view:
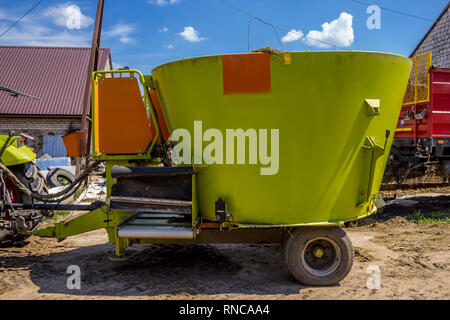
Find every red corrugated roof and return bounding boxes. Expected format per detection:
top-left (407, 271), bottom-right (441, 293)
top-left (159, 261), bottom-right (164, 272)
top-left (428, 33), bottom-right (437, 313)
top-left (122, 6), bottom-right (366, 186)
top-left (0, 46), bottom-right (111, 117)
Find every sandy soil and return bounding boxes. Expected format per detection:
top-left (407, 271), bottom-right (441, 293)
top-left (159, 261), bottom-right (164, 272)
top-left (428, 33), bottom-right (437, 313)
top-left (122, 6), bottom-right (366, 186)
top-left (0, 193), bottom-right (448, 300)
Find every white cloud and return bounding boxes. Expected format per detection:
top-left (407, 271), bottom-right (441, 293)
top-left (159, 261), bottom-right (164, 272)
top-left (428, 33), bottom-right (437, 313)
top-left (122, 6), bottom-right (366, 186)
top-left (281, 29), bottom-right (303, 43)
top-left (44, 4), bottom-right (93, 29)
top-left (0, 7), bottom-right (34, 22)
top-left (112, 61), bottom-right (130, 70)
top-left (103, 23), bottom-right (137, 44)
top-left (0, 23), bottom-right (90, 46)
top-left (148, 0), bottom-right (180, 6)
top-left (0, 5), bottom-right (92, 46)
top-left (167, 44), bottom-right (174, 49)
top-left (0, 8), bottom-right (15, 21)
top-left (178, 26), bottom-right (206, 42)
top-left (104, 23), bottom-right (136, 37)
top-left (119, 37), bottom-right (136, 44)
top-left (304, 12), bottom-right (354, 48)
top-left (159, 27), bottom-right (169, 32)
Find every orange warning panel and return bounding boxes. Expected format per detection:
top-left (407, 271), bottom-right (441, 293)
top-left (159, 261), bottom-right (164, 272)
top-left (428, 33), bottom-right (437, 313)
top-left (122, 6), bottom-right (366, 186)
top-left (94, 77), bottom-right (152, 155)
top-left (149, 88), bottom-right (171, 142)
top-left (222, 53), bottom-right (271, 94)
top-left (62, 131), bottom-right (86, 157)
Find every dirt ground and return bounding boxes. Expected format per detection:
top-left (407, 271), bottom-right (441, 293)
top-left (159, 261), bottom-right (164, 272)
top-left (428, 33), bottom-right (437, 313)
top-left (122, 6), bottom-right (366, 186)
top-left (0, 191), bottom-right (449, 300)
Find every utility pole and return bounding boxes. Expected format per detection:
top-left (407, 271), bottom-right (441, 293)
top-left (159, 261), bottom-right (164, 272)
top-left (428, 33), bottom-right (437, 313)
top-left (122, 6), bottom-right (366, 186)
top-left (75, 0), bottom-right (105, 177)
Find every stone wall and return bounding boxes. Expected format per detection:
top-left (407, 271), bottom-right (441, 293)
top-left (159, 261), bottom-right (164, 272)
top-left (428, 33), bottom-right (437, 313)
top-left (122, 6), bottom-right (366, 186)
top-left (0, 117), bottom-right (81, 155)
top-left (413, 6), bottom-right (450, 68)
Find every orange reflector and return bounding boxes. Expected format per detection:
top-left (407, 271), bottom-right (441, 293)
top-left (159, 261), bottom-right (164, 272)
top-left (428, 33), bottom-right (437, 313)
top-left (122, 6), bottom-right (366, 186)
top-left (222, 53), bottom-right (271, 94)
top-left (438, 140), bottom-right (444, 145)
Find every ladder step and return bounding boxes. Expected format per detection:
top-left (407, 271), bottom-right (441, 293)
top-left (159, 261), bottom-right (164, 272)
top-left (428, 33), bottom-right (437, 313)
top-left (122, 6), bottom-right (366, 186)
top-left (137, 213), bottom-right (190, 219)
top-left (127, 219), bottom-right (191, 227)
top-left (118, 225), bottom-right (195, 239)
top-left (110, 196), bottom-right (192, 207)
top-left (110, 206), bottom-right (192, 215)
top-left (111, 166), bottom-right (194, 178)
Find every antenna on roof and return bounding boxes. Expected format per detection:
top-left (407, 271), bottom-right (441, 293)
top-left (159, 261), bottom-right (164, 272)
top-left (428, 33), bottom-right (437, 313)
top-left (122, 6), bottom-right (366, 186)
top-left (0, 85), bottom-right (40, 101)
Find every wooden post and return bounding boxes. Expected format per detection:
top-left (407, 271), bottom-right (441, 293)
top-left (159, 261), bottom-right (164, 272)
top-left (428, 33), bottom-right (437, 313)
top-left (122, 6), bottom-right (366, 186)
top-left (75, 0), bottom-right (105, 178)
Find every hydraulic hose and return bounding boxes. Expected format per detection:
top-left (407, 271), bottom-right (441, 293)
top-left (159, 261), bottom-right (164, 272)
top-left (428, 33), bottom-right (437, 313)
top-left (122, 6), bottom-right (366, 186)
top-left (0, 161), bottom-right (101, 203)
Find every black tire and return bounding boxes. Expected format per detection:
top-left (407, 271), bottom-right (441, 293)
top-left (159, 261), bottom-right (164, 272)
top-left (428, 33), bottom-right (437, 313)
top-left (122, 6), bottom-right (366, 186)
top-left (0, 229), bottom-right (13, 243)
top-left (29, 175), bottom-right (45, 193)
top-left (7, 164), bottom-right (32, 203)
top-left (0, 164), bottom-right (45, 242)
top-left (23, 162), bottom-right (38, 179)
top-left (46, 168), bottom-right (75, 188)
top-left (0, 164), bottom-right (38, 243)
top-left (284, 227), bottom-right (354, 286)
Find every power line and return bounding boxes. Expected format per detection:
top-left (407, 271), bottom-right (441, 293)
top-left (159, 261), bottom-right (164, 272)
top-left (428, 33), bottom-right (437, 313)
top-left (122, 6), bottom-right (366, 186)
top-left (348, 0), bottom-right (434, 22)
top-left (216, 0), bottom-right (347, 50)
top-left (248, 17), bottom-right (285, 51)
top-left (0, 0), bottom-right (45, 39)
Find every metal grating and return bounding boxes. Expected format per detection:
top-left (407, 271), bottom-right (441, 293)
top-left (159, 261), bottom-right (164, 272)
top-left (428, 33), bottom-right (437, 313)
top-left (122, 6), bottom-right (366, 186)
top-left (416, 53), bottom-right (431, 102)
top-left (403, 68), bottom-right (416, 104)
top-left (403, 52), bottom-right (432, 105)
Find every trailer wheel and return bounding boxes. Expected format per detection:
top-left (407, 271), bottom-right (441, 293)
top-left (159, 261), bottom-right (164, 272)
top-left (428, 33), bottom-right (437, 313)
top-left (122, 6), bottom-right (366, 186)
top-left (284, 227), bottom-right (354, 286)
top-left (7, 165), bottom-right (33, 203)
top-left (46, 168), bottom-right (75, 188)
top-left (0, 164), bottom-right (39, 243)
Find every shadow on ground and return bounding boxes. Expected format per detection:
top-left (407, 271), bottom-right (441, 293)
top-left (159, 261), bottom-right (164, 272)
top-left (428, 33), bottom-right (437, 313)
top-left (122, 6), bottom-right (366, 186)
top-left (2, 243), bottom-right (314, 297)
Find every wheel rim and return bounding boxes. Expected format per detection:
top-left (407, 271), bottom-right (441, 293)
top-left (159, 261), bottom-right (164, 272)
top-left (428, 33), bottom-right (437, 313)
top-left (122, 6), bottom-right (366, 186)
top-left (57, 175), bottom-right (71, 186)
top-left (301, 237), bottom-right (341, 277)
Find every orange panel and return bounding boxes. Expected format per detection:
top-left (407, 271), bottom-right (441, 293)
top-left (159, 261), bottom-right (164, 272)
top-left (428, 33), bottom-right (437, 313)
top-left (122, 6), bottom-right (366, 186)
top-left (222, 53), bottom-right (271, 94)
top-left (62, 131), bottom-right (86, 157)
top-left (149, 88), bottom-right (170, 142)
top-left (95, 77), bottom-right (152, 154)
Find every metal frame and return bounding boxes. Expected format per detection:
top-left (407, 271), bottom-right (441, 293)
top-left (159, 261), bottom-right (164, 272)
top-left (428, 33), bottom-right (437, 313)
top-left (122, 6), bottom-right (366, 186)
top-left (403, 52), bottom-right (432, 106)
top-left (90, 69), bottom-right (162, 161)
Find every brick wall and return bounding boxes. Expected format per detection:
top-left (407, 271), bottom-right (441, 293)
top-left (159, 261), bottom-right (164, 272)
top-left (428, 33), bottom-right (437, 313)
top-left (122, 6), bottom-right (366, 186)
top-left (413, 6), bottom-right (450, 68)
top-left (0, 117), bottom-right (81, 155)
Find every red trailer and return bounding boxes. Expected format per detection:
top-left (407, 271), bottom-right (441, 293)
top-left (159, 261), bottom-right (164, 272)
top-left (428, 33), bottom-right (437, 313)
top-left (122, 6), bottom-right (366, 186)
top-left (388, 52), bottom-right (450, 182)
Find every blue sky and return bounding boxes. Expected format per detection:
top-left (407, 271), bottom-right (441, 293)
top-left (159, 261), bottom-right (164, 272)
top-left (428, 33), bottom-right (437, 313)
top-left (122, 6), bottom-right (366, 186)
top-left (0, 0), bottom-right (448, 74)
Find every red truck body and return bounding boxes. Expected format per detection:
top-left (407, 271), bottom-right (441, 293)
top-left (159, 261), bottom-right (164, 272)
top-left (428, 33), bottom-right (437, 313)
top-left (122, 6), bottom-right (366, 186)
top-left (388, 68), bottom-right (450, 182)
top-left (395, 68), bottom-right (450, 142)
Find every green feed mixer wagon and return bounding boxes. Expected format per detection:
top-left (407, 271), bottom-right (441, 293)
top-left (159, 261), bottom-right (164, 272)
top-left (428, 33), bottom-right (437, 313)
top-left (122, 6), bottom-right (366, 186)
top-left (3, 51), bottom-right (412, 286)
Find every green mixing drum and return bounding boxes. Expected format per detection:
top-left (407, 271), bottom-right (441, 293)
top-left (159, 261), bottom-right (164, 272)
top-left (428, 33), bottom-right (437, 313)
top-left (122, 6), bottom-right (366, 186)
top-left (151, 51), bottom-right (412, 226)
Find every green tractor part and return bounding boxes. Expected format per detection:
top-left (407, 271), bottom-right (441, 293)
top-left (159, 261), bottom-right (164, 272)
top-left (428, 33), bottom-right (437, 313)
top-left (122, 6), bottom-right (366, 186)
top-left (29, 51), bottom-right (412, 285)
top-left (0, 131), bottom-right (36, 166)
top-left (0, 130), bottom-right (40, 243)
top-left (0, 86), bottom-right (39, 166)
